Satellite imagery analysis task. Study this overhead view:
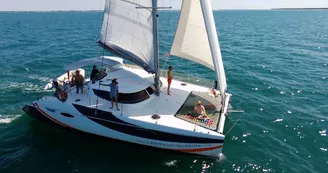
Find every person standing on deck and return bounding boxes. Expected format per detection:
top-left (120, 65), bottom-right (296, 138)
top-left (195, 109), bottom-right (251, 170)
top-left (109, 79), bottom-right (120, 111)
top-left (167, 66), bottom-right (173, 95)
top-left (73, 70), bottom-right (84, 94)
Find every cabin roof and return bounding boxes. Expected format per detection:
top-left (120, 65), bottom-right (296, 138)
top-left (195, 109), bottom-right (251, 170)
top-left (64, 56), bottom-right (123, 71)
top-left (92, 66), bottom-right (154, 94)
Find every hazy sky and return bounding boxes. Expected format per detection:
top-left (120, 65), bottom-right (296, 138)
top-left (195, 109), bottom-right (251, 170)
top-left (0, 0), bottom-right (327, 11)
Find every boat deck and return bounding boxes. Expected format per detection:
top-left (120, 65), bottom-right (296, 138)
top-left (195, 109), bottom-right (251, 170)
top-left (45, 66), bottom-right (227, 136)
top-left (175, 91), bottom-right (222, 131)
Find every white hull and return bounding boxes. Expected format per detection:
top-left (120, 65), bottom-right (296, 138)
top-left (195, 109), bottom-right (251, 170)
top-left (24, 65), bottom-right (229, 158)
top-left (31, 102), bottom-right (223, 157)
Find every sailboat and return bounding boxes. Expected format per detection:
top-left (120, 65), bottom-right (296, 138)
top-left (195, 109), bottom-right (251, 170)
top-left (23, 0), bottom-right (232, 158)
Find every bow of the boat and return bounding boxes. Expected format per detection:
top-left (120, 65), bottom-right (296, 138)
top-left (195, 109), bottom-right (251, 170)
top-left (22, 104), bottom-right (53, 124)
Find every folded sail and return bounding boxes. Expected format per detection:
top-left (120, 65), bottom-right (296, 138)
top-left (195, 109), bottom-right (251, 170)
top-left (99, 0), bottom-right (154, 73)
top-left (170, 0), bottom-right (227, 97)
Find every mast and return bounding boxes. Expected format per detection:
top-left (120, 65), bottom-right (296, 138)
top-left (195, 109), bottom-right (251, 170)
top-left (200, 0), bottom-right (227, 103)
top-left (152, 0), bottom-right (160, 96)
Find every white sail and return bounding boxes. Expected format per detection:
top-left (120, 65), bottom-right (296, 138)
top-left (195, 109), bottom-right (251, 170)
top-left (170, 0), bottom-right (227, 98)
top-left (170, 0), bottom-right (213, 70)
top-left (99, 0), bottom-right (155, 73)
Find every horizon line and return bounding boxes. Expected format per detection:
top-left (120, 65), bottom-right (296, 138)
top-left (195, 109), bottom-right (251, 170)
top-left (1, 7), bottom-right (328, 12)
top-left (0, 9), bottom-right (272, 12)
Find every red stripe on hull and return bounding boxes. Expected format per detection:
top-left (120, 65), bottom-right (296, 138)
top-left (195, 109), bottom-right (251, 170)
top-left (174, 145), bottom-right (222, 153)
top-left (35, 103), bottom-right (74, 129)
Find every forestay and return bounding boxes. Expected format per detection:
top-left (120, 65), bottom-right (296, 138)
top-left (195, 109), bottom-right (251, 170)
top-left (99, 0), bottom-right (155, 73)
top-left (170, 0), bottom-right (227, 98)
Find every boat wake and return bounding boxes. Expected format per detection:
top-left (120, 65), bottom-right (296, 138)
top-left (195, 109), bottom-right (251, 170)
top-left (0, 114), bottom-right (21, 124)
top-left (7, 81), bottom-right (51, 93)
top-left (27, 74), bottom-right (52, 83)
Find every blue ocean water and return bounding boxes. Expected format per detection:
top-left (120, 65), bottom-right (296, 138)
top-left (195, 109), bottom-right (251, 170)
top-left (0, 10), bottom-right (328, 173)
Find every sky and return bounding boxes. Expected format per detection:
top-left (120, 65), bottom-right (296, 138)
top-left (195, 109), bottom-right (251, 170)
top-left (0, 0), bottom-right (327, 11)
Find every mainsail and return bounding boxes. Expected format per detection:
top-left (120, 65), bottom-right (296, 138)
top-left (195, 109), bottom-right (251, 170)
top-left (99, 0), bottom-right (155, 73)
top-left (170, 0), bottom-right (227, 99)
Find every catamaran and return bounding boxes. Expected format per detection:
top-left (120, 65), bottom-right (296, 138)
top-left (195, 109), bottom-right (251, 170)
top-left (23, 0), bottom-right (232, 158)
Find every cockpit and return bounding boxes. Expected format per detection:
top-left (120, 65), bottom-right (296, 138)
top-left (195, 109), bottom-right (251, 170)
top-left (47, 56), bottom-right (156, 104)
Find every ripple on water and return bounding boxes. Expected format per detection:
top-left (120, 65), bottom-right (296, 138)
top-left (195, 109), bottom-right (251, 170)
top-left (273, 119), bottom-right (283, 123)
top-left (163, 160), bottom-right (177, 167)
top-left (27, 74), bottom-right (52, 83)
top-left (3, 82), bottom-right (45, 94)
top-left (242, 133), bottom-right (252, 137)
top-left (320, 148), bottom-right (327, 152)
top-left (319, 130), bottom-right (326, 137)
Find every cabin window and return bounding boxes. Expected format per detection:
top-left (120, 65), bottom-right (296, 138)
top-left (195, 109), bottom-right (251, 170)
top-left (120, 90), bottom-right (149, 103)
top-left (93, 88), bottom-right (151, 104)
top-left (146, 86), bottom-right (154, 95)
top-left (60, 113), bottom-right (74, 118)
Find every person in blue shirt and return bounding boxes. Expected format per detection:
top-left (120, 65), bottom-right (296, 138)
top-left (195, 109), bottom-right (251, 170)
top-left (109, 79), bottom-right (119, 110)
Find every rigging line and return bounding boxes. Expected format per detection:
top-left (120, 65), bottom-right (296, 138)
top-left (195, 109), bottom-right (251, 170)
top-left (167, 0), bottom-right (173, 32)
top-left (135, 4), bottom-right (152, 59)
top-left (130, 1), bottom-right (141, 59)
top-left (121, 0), bottom-right (151, 12)
top-left (225, 112), bottom-right (245, 136)
top-left (160, 54), bottom-right (170, 76)
top-left (96, 0), bottom-right (104, 40)
top-left (97, 0), bottom-right (106, 61)
top-left (101, 0), bottom-right (111, 70)
top-left (96, 0), bottom-right (112, 113)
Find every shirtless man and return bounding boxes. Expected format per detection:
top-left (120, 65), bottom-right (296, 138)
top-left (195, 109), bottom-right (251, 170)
top-left (194, 101), bottom-right (207, 117)
top-left (167, 66), bottom-right (173, 95)
top-left (73, 70), bottom-right (84, 94)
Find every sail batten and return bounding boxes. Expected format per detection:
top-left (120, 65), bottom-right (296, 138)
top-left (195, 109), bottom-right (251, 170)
top-left (99, 0), bottom-right (155, 73)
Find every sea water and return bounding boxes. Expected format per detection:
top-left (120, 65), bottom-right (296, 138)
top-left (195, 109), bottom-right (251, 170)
top-left (0, 10), bottom-right (327, 173)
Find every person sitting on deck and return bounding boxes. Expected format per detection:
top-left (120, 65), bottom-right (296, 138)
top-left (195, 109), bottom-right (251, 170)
top-left (52, 79), bottom-right (67, 101)
top-left (52, 79), bottom-right (61, 94)
top-left (73, 70), bottom-right (84, 94)
top-left (194, 101), bottom-right (207, 119)
top-left (90, 65), bottom-right (99, 81)
top-left (109, 78), bottom-right (120, 111)
top-left (62, 77), bottom-right (70, 91)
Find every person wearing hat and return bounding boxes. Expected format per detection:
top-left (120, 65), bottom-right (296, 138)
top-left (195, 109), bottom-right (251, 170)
top-left (109, 78), bottom-right (120, 110)
top-left (194, 101), bottom-right (207, 117)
